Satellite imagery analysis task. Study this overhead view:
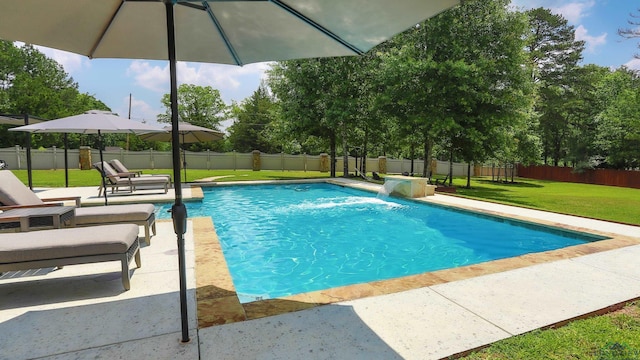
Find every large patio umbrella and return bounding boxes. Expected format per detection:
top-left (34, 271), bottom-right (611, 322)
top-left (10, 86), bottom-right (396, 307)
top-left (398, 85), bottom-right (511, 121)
top-left (139, 122), bottom-right (224, 182)
top-left (0, 0), bottom-right (460, 343)
top-left (10, 110), bottom-right (166, 205)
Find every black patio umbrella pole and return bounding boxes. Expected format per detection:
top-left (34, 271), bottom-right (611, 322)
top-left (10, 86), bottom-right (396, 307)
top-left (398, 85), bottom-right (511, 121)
top-left (64, 134), bottom-right (69, 188)
top-left (182, 133), bottom-right (187, 183)
top-left (166, 1), bottom-right (190, 344)
top-left (98, 130), bottom-right (108, 206)
top-left (24, 114), bottom-right (33, 189)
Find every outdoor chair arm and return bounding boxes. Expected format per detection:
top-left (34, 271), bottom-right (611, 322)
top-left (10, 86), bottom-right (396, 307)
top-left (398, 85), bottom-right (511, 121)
top-left (116, 172), bottom-right (137, 178)
top-left (0, 203), bottom-right (62, 211)
top-left (41, 196), bottom-right (82, 207)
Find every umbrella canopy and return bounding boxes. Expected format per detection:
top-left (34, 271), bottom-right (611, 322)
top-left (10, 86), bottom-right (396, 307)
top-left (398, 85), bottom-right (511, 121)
top-left (0, 0), bottom-right (460, 343)
top-left (139, 122), bottom-right (224, 143)
top-left (0, 0), bottom-right (458, 65)
top-left (140, 122), bottom-right (224, 182)
top-left (10, 110), bottom-right (165, 134)
top-left (10, 110), bottom-right (166, 205)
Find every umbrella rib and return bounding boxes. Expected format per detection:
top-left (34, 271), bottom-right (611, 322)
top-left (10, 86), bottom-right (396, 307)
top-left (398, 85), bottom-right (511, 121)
top-left (270, 0), bottom-right (364, 55)
top-left (88, 0), bottom-right (127, 59)
top-left (201, 1), bottom-right (243, 65)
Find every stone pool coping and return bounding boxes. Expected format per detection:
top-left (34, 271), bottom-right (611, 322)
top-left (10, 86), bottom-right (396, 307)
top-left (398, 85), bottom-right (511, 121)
top-left (192, 179), bottom-right (640, 328)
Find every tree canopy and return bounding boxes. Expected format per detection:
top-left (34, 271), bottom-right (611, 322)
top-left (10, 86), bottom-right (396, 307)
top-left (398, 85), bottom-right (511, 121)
top-left (3, 2), bottom-right (640, 173)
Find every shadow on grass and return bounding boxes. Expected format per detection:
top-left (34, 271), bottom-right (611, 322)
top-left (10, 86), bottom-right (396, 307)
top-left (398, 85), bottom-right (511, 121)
top-left (457, 184), bottom-right (540, 209)
top-left (474, 179), bottom-right (544, 188)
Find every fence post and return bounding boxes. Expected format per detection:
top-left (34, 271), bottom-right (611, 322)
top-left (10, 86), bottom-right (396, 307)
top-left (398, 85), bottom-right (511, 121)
top-left (14, 145), bottom-right (21, 169)
top-left (319, 153), bottom-right (329, 172)
top-left (252, 150), bottom-right (261, 171)
top-left (378, 156), bottom-right (387, 174)
top-left (79, 146), bottom-right (92, 170)
top-left (52, 146), bottom-right (57, 170)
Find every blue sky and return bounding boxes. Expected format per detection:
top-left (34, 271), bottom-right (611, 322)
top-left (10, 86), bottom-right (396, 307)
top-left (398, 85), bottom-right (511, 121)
top-left (35, 0), bottom-right (640, 127)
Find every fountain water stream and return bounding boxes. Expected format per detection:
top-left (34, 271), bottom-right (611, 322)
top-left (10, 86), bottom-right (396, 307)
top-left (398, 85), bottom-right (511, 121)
top-left (378, 179), bottom-right (403, 196)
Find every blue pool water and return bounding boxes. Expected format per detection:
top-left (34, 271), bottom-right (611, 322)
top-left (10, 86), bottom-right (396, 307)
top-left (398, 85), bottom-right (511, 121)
top-left (156, 183), bottom-right (606, 303)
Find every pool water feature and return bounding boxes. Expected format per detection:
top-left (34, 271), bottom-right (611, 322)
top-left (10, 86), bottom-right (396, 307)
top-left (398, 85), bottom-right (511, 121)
top-left (156, 183), bottom-right (607, 303)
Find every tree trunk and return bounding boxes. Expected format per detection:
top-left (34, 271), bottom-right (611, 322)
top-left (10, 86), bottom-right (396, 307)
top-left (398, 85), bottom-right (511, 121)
top-left (422, 137), bottom-right (433, 179)
top-left (410, 144), bottom-right (415, 176)
top-left (448, 147), bottom-right (453, 187)
top-left (466, 162), bottom-right (471, 188)
top-left (342, 122), bottom-right (349, 178)
top-left (330, 133), bottom-right (336, 178)
top-left (362, 128), bottom-right (368, 175)
top-left (511, 162), bottom-right (515, 183)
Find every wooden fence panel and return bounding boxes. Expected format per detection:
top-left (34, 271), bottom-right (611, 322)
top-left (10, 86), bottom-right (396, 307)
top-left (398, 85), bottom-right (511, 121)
top-left (517, 165), bottom-right (640, 189)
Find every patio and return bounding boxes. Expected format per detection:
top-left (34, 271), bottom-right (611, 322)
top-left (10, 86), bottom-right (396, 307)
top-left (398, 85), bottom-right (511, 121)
top-left (1, 179), bottom-right (639, 359)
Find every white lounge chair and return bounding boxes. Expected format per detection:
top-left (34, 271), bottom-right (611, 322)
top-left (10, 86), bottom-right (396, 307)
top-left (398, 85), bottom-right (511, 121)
top-left (0, 224), bottom-right (141, 290)
top-left (108, 159), bottom-right (171, 184)
top-left (0, 171), bottom-right (157, 244)
top-left (93, 161), bottom-right (169, 196)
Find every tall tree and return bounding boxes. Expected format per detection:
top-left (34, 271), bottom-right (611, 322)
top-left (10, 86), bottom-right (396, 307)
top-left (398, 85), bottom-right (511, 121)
top-left (227, 83), bottom-right (279, 153)
top-left (526, 8), bottom-right (585, 166)
top-left (563, 64), bottom-right (609, 169)
top-left (158, 83), bottom-right (228, 130)
top-left (595, 67), bottom-right (640, 169)
top-left (379, 0), bottom-right (533, 184)
top-left (269, 57), bottom-right (363, 177)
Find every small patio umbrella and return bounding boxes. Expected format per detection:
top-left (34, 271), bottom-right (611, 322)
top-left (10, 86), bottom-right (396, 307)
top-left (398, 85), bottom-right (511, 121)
top-left (0, 0), bottom-right (460, 342)
top-left (10, 110), bottom-right (166, 205)
top-left (139, 122), bottom-right (224, 182)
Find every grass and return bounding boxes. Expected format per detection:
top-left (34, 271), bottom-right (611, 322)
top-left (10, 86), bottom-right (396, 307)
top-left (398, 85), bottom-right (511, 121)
top-left (9, 168), bottom-right (337, 187)
top-left (450, 176), bottom-right (640, 226)
top-left (461, 302), bottom-right (640, 360)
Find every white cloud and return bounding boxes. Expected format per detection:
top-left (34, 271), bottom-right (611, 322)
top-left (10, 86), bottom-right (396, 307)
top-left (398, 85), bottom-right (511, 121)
top-left (16, 43), bottom-right (89, 74)
top-left (126, 61), bottom-right (169, 93)
top-left (178, 62), bottom-right (270, 90)
top-left (111, 95), bottom-right (160, 124)
top-left (127, 60), bottom-right (269, 94)
top-left (551, 1), bottom-right (594, 23)
top-left (624, 58), bottom-right (640, 70)
top-left (509, 1), bottom-right (595, 24)
top-left (574, 25), bottom-right (607, 53)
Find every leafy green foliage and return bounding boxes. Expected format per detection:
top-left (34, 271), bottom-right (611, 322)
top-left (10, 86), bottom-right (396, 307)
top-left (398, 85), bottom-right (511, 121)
top-left (227, 82), bottom-right (280, 153)
top-left (0, 41), bottom-right (110, 149)
top-left (158, 83), bottom-right (228, 130)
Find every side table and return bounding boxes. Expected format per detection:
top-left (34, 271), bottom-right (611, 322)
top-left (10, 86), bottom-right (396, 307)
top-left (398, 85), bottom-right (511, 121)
top-left (0, 206), bottom-right (76, 232)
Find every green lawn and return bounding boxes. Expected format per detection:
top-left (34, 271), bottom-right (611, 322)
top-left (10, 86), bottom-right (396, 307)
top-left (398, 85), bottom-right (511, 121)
top-left (461, 301), bottom-right (640, 360)
top-left (9, 168), bottom-right (336, 188)
top-left (450, 176), bottom-right (640, 226)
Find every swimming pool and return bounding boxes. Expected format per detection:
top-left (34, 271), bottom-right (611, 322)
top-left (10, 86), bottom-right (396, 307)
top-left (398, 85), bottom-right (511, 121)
top-left (157, 183), bottom-right (607, 303)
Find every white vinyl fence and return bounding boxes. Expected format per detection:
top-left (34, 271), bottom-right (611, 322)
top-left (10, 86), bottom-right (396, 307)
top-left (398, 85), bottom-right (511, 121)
top-left (0, 146), bottom-right (479, 176)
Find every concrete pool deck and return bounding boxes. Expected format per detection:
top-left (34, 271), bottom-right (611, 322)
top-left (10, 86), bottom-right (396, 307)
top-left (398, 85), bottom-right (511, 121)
top-left (1, 178), bottom-right (639, 359)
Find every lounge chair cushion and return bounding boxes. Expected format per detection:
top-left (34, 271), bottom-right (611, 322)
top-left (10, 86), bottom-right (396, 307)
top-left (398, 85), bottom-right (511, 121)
top-left (74, 204), bottom-right (155, 225)
top-left (0, 171), bottom-right (44, 206)
top-left (109, 159), bottom-right (171, 181)
top-left (0, 224), bottom-right (138, 263)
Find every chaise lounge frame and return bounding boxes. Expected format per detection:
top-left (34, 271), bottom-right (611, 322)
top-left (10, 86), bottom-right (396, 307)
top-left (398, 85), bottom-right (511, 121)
top-left (0, 239), bottom-right (140, 290)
